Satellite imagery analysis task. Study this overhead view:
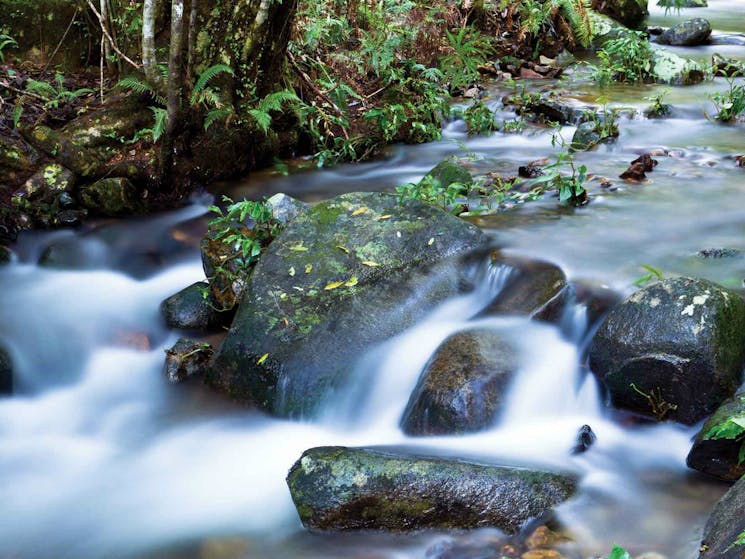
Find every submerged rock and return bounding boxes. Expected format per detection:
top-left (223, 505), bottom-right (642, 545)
top-left (687, 392), bottom-right (745, 481)
top-left (0, 344), bottom-right (12, 395)
top-left (286, 446), bottom-right (577, 533)
top-left (588, 277), bottom-right (745, 424)
top-left (164, 338), bottom-right (213, 384)
top-left (480, 254), bottom-right (568, 322)
top-left (423, 158), bottom-right (473, 189)
top-left (401, 329), bottom-right (519, 436)
top-left (697, 248), bottom-right (744, 259)
top-left (651, 50), bottom-right (705, 85)
top-left (160, 281), bottom-right (233, 332)
top-left (698, 477), bottom-right (745, 559)
top-left (657, 18), bottom-right (712, 46)
top-left (208, 192), bottom-right (487, 417)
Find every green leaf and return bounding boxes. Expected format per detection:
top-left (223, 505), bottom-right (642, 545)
top-left (608, 545), bottom-right (632, 559)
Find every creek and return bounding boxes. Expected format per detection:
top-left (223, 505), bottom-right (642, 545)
top-left (1, 3), bottom-right (745, 558)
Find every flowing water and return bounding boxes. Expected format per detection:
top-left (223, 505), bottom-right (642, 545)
top-left (2, 4), bottom-right (745, 559)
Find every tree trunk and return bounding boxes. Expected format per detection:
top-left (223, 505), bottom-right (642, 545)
top-left (186, 0), bottom-right (198, 83)
top-left (142, 0), bottom-right (162, 88)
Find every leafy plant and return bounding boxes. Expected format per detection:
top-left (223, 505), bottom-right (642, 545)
top-left (658, 0), bottom-right (685, 15)
top-left (645, 88), bottom-right (672, 118)
top-left (526, 128), bottom-right (588, 206)
top-left (608, 545), bottom-right (632, 559)
top-left (703, 398), bottom-right (745, 464)
top-left (633, 264), bottom-right (664, 286)
top-left (0, 33), bottom-right (16, 62)
top-left (590, 30), bottom-right (654, 84)
top-left (460, 100), bottom-right (499, 134)
top-left (116, 75), bottom-right (166, 105)
top-left (709, 77), bottom-right (745, 123)
top-left (441, 27), bottom-right (493, 90)
top-left (25, 73), bottom-right (94, 109)
top-left (511, 0), bottom-right (593, 49)
top-left (630, 382), bottom-right (678, 420)
top-left (396, 174), bottom-right (470, 214)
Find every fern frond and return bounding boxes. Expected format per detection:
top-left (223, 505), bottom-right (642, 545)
top-left (247, 109), bottom-right (272, 134)
top-left (204, 107), bottom-right (234, 131)
top-left (25, 79), bottom-right (57, 100)
top-left (149, 106), bottom-right (168, 142)
top-left (557, 0), bottom-right (594, 48)
top-left (258, 89), bottom-right (300, 113)
top-left (193, 64), bottom-right (234, 94)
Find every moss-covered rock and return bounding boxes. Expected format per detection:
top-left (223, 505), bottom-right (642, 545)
top-left (687, 392), bottom-right (745, 481)
top-left (588, 277), bottom-right (745, 424)
top-left (160, 281), bottom-right (234, 332)
top-left (0, 134), bottom-right (41, 173)
top-left (480, 254), bottom-right (568, 322)
top-left (423, 158), bottom-right (473, 189)
top-left (698, 476), bottom-right (745, 559)
top-left (657, 18), bottom-right (712, 46)
top-left (80, 177), bottom-right (145, 217)
top-left (651, 50), bottom-right (705, 85)
top-left (401, 329), bottom-right (519, 436)
top-left (16, 163), bottom-right (75, 200)
top-left (591, 0), bottom-right (648, 29)
top-left (286, 446), bottom-right (578, 533)
top-left (207, 192), bottom-right (488, 417)
top-left (589, 10), bottom-right (632, 47)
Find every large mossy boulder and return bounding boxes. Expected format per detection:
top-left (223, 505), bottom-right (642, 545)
top-left (651, 50), bottom-right (705, 85)
top-left (79, 177), bottom-right (145, 217)
top-left (591, 0), bottom-right (648, 29)
top-left (207, 192), bottom-right (488, 417)
top-left (480, 254), bottom-right (568, 322)
top-left (401, 329), bottom-right (519, 436)
top-left (286, 446), bottom-right (578, 533)
top-left (160, 281), bottom-right (233, 332)
top-left (422, 158), bottom-right (473, 189)
top-left (588, 277), bottom-right (745, 425)
top-left (687, 392), bottom-right (745, 481)
top-left (657, 18), bottom-right (712, 46)
top-left (698, 477), bottom-right (745, 559)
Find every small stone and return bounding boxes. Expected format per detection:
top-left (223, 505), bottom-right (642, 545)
top-left (164, 338), bottom-right (213, 384)
top-left (522, 550), bottom-right (563, 559)
top-left (571, 424), bottom-right (597, 454)
top-left (58, 192), bottom-right (76, 209)
top-left (520, 67), bottom-right (545, 80)
top-left (697, 248), bottom-right (743, 259)
top-left (526, 526), bottom-right (569, 550)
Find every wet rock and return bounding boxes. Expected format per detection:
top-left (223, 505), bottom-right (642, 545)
top-left (686, 392), bottom-right (745, 481)
top-left (0, 134), bottom-right (41, 173)
top-left (480, 254), bottom-right (568, 322)
top-left (160, 281), bottom-right (233, 332)
top-left (651, 50), bottom-right (705, 85)
top-left (591, 0), bottom-right (648, 29)
top-left (15, 163), bottom-right (76, 202)
top-left (0, 344), bottom-right (12, 395)
top-left (697, 248), bottom-right (744, 259)
top-left (207, 192), bottom-right (488, 417)
top-left (658, 0), bottom-right (706, 6)
top-left (55, 210), bottom-right (85, 228)
top-left (698, 476), bottom-right (745, 559)
top-left (266, 193), bottom-right (310, 226)
top-left (712, 54), bottom-right (744, 77)
top-left (737, 155), bottom-right (745, 168)
top-left (401, 329), bottom-right (519, 436)
top-left (588, 277), bottom-right (745, 424)
top-left (710, 33), bottom-right (745, 47)
top-left (620, 154), bottom-right (658, 181)
top-left (519, 163), bottom-right (545, 179)
top-left (504, 94), bottom-right (592, 125)
top-left (570, 280), bottom-right (623, 329)
top-left (80, 177), bottom-right (144, 216)
top-left (589, 11), bottom-right (632, 47)
top-left (520, 67), bottom-right (545, 80)
top-left (286, 446), bottom-right (578, 533)
top-left (164, 338), bottom-right (213, 384)
top-left (423, 158), bottom-right (473, 189)
top-left (0, 246), bottom-right (13, 264)
top-left (657, 18), bottom-right (711, 46)
top-left (38, 237), bottom-right (110, 269)
top-left (571, 122), bottom-right (603, 152)
top-left (571, 425), bottom-right (597, 455)
top-left (525, 525), bottom-right (570, 550)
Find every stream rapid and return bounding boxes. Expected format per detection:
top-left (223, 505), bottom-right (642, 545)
top-left (2, 2), bottom-right (745, 558)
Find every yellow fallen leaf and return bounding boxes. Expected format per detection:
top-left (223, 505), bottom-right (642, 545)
top-left (288, 266), bottom-right (296, 277)
top-left (351, 207), bottom-right (368, 216)
top-left (290, 243), bottom-right (309, 252)
top-left (362, 261), bottom-right (380, 267)
top-left (305, 264), bottom-right (313, 274)
top-left (257, 353), bottom-right (269, 365)
top-left (428, 237), bottom-right (435, 246)
top-left (344, 276), bottom-right (358, 287)
top-left (336, 245), bottom-right (350, 254)
top-left (376, 214), bottom-right (393, 220)
top-left (325, 281), bottom-right (345, 290)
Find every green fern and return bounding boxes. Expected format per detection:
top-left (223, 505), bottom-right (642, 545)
top-left (204, 106), bottom-right (235, 131)
top-left (149, 106), bottom-right (168, 142)
top-left (117, 76), bottom-right (166, 105)
top-left (247, 108), bottom-right (273, 134)
top-left (25, 79), bottom-right (57, 100)
top-left (556, 0), bottom-right (593, 48)
top-left (257, 89), bottom-right (300, 113)
top-left (0, 34), bottom-right (17, 62)
top-left (12, 102), bottom-right (23, 128)
top-left (192, 64), bottom-right (234, 97)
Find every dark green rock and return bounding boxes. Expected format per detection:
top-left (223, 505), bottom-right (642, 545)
top-left (698, 477), bottom-right (745, 559)
top-left (571, 122), bottom-right (603, 152)
top-left (651, 50), bottom-right (705, 85)
top-left (207, 192), bottom-right (488, 417)
top-left (164, 338), bottom-right (213, 384)
top-left (480, 254), bottom-right (568, 322)
top-left (591, 0), bottom-right (648, 29)
top-left (160, 281), bottom-right (233, 332)
top-left (687, 392), bottom-right (745, 481)
top-left (657, 18), bottom-right (712, 46)
top-left (80, 177), bottom-right (144, 216)
top-left (286, 446), bottom-right (578, 533)
top-left (266, 193), bottom-right (310, 226)
top-left (0, 246), bottom-right (13, 265)
top-left (0, 134), bottom-right (40, 172)
top-left (588, 277), bottom-right (745, 424)
top-left (423, 158), bottom-right (473, 189)
top-left (401, 329), bottom-right (519, 436)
